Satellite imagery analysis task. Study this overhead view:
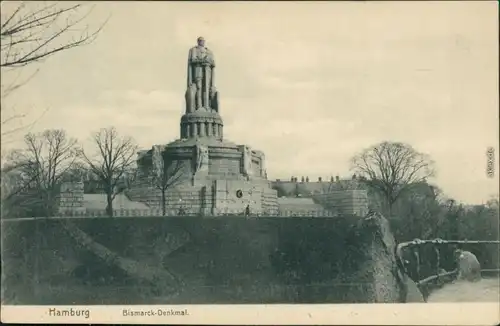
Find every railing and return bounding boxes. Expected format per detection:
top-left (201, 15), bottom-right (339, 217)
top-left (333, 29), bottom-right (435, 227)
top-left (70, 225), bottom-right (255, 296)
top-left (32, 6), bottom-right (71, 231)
top-left (396, 238), bottom-right (500, 300)
top-left (0, 209), bottom-right (347, 221)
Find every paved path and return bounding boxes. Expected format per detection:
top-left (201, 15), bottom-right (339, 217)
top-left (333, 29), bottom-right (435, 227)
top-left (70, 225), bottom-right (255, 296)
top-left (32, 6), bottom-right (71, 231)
top-left (427, 278), bottom-right (500, 302)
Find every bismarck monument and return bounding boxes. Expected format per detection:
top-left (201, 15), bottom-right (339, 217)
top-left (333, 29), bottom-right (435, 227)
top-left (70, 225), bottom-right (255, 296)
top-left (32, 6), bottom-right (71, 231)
top-left (128, 37), bottom-right (278, 215)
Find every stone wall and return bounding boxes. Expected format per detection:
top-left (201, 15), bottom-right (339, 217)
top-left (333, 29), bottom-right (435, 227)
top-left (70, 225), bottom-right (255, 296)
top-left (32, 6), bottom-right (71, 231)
top-left (56, 182), bottom-right (85, 214)
top-left (56, 177), bottom-right (357, 217)
top-left (271, 177), bottom-right (369, 217)
top-left (125, 182), bottom-right (161, 207)
top-left (208, 157), bottom-right (240, 176)
top-left (262, 186), bottom-right (279, 215)
top-left (313, 190), bottom-right (369, 217)
top-left (252, 150), bottom-right (266, 177)
top-left (251, 159), bottom-right (262, 177)
top-left (213, 179), bottom-right (264, 215)
top-left (272, 178), bottom-right (365, 195)
top-left (128, 179), bottom-right (278, 216)
top-left (160, 185), bottom-right (212, 215)
top-left (127, 183), bottom-right (211, 215)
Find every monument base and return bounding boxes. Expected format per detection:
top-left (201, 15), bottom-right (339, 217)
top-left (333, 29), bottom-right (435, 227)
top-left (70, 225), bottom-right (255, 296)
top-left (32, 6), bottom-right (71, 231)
top-left (128, 178), bottom-right (278, 216)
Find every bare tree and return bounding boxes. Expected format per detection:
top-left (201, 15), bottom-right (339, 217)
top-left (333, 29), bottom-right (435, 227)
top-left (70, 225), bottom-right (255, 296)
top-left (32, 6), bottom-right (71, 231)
top-left (350, 141), bottom-right (435, 216)
top-left (2, 129), bottom-right (80, 216)
top-left (1, 1), bottom-right (108, 140)
top-left (80, 127), bottom-right (138, 216)
top-left (151, 155), bottom-right (184, 216)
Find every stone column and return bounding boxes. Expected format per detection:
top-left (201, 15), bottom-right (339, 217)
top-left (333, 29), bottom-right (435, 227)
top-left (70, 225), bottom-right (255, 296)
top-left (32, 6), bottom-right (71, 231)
top-left (219, 125), bottom-right (223, 140)
top-left (200, 121), bottom-right (206, 137)
top-left (186, 124), bottom-right (191, 138)
top-left (192, 122), bottom-right (198, 137)
top-left (207, 122), bottom-right (212, 137)
top-left (212, 123), bottom-right (217, 139)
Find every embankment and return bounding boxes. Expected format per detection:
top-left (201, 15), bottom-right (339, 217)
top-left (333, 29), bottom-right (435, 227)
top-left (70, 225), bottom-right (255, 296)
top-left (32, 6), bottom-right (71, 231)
top-left (2, 215), bottom-right (497, 305)
top-left (2, 215), bottom-right (358, 304)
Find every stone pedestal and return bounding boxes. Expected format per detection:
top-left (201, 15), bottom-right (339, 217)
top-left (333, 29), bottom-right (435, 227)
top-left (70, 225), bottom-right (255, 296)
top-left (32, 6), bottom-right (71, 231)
top-left (130, 137), bottom-right (277, 215)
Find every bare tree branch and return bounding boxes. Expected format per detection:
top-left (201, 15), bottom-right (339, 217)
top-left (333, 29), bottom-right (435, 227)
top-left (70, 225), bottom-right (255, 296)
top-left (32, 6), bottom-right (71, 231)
top-left (1, 1), bottom-right (109, 140)
top-left (0, 66), bottom-right (39, 99)
top-left (80, 127), bottom-right (138, 216)
top-left (1, 2), bottom-right (109, 68)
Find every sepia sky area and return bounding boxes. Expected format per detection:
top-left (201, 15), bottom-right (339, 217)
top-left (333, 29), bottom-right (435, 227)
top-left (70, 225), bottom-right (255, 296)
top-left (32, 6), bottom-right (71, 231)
top-left (1, 1), bottom-right (498, 204)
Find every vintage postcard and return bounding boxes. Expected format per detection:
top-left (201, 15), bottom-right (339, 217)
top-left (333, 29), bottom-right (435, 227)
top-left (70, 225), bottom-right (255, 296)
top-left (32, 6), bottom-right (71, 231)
top-left (1, 1), bottom-right (499, 325)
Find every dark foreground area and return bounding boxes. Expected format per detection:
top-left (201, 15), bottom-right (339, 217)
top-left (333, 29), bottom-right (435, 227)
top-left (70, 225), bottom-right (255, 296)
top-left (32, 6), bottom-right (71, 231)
top-left (1, 214), bottom-right (497, 304)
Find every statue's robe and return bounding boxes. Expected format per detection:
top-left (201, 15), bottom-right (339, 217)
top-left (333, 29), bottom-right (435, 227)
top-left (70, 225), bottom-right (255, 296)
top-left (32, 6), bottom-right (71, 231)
top-left (186, 46), bottom-right (216, 111)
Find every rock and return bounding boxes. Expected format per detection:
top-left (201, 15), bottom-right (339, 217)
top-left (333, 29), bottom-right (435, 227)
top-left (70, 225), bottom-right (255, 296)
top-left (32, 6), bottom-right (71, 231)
top-left (405, 277), bottom-right (426, 302)
top-left (455, 250), bottom-right (481, 282)
top-left (341, 212), bottom-right (425, 303)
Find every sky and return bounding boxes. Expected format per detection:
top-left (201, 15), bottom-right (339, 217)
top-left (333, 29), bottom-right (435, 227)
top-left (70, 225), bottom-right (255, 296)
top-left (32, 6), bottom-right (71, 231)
top-left (1, 1), bottom-right (498, 204)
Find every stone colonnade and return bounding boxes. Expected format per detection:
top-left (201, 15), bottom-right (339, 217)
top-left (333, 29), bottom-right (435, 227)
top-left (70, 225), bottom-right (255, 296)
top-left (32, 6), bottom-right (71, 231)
top-left (181, 121), bottom-right (223, 140)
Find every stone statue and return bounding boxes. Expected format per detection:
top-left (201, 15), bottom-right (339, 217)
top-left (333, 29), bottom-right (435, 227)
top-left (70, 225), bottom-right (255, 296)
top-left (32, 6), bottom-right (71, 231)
top-left (185, 83), bottom-right (197, 113)
top-left (194, 144), bottom-right (209, 173)
top-left (210, 87), bottom-right (219, 113)
top-left (242, 146), bottom-right (253, 176)
top-left (186, 37), bottom-right (219, 112)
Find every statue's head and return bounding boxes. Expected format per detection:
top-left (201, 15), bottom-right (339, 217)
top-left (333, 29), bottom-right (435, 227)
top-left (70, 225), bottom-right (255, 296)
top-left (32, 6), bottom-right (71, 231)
top-left (197, 37), bottom-right (205, 47)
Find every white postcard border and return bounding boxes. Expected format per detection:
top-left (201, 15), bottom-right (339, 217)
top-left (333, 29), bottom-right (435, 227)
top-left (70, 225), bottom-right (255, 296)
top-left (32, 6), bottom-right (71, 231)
top-left (1, 303), bottom-right (499, 325)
